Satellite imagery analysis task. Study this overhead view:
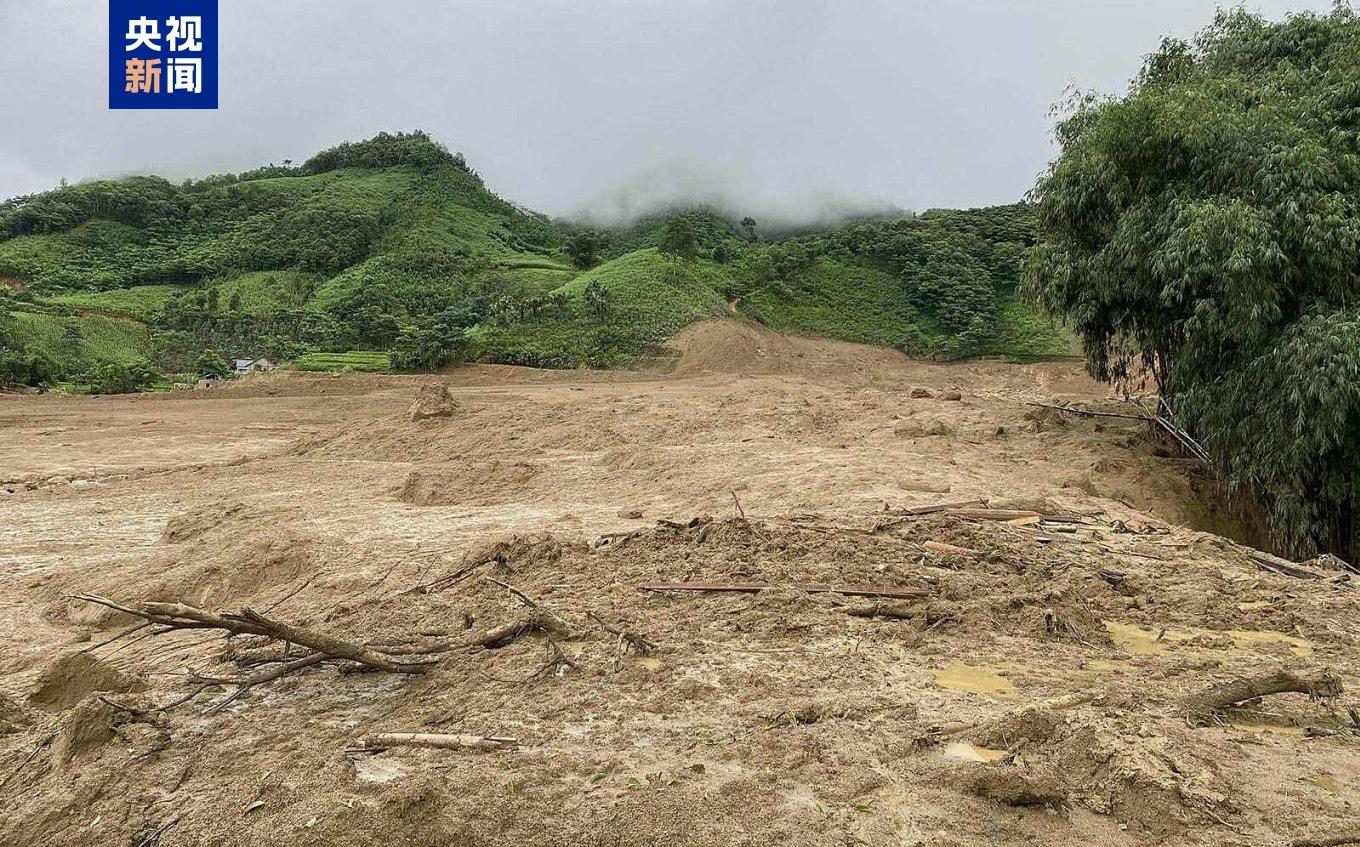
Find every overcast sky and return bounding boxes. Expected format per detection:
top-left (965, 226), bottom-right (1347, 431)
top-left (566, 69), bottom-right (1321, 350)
top-left (0, 0), bottom-right (1337, 224)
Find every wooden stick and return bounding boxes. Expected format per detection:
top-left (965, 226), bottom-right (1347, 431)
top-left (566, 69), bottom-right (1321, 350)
top-left (946, 508), bottom-right (1042, 521)
top-left (1026, 401), bottom-right (1152, 423)
top-left (1183, 670), bottom-right (1343, 723)
top-left (639, 583), bottom-right (931, 600)
top-left (886, 498), bottom-right (986, 516)
top-left (354, 733), bottom-right (518, 752)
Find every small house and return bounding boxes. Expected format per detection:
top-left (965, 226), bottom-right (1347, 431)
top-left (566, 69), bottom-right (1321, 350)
top-left (232, 357), bottom-right (276, 375)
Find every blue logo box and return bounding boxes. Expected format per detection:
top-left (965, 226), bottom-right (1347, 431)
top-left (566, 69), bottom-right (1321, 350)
top-left (109, 0), bottom-right (218, 109)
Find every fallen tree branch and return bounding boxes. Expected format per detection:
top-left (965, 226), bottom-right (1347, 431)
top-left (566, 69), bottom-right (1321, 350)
top-left (587, 610), bottom-right (657, 655)
top-left (484, 577), bottom-right (573, 633)
top-left (71, 596), bottom-right (438, 675)
top-left (844, 600), bottom-right (926, 619)
top-left (69, 594), bottom-right (440, 713)
top-left (638, 582), bottom-right (931, 600)
top-left (1183, 670), bottom-right (1343, 723)
top-left (1027, 401), bottom-right (1152, 423)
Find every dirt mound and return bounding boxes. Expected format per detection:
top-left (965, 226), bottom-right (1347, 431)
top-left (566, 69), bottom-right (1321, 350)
top-left (397, 461), bottom-right (542, 506)
top-left (28, 652), bottom-right (145, 712)
top-left (408, 382), bottom-right (457, 421)
top-left (667, 319), bottom-right (908, 378)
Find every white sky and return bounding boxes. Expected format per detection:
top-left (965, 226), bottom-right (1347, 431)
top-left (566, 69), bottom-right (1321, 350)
top-left (0, 0), bottom-right (1337, 224)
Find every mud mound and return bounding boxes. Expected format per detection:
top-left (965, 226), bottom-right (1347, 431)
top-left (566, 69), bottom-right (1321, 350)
top-left (667, 319), bottom-right (907, 377)
top-left (408, 382), bottom-right (457, 421)
top-left (28, 652), bottom-right (145, 712)
top-left (397, 461), bottom-right (541, 506)
top-left (57, 507), bottom-right (338, 625)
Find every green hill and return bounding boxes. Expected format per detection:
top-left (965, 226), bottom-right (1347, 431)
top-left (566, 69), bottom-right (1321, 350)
top-left (0, 131), bottom-right (1070, 390)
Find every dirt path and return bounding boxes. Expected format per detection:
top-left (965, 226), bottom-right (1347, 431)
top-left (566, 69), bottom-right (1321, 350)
top-left (0, 321), bottom-right (1352, 846)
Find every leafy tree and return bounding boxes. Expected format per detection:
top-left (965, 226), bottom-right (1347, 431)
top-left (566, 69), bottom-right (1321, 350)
top-left (740, 217), bottom-right (758, 241)
top-left (86, 359), bottom-right (157, 394)
top-left (582, 279), bottom-right (610, 323)
top-left (389, 308), bottom-right (476, 372)
top-left (194, 348), bottom-right (231, 379)
top-left (658, 216), bottom-right (698, 260)
top-left (1028, 7), bottom-right (1360, 556)
top-left (564, 230), bottom-right (602, 270)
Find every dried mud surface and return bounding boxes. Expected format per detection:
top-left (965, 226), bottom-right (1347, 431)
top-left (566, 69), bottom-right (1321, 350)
top-left (0, 320), bottom-right (1356, 846)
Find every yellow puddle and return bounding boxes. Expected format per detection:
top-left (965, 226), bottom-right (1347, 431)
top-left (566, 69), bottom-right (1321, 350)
top-left (1104, 621), bottom-right (1311, 657)
top-left (942, 742), bottom-right (1008, 763)
top-left (1301, 774), bottom-right (1341, 794)
top-left (933, 663), bottom-right (1016, 698)
top-left (634, 657), bottom-right (662, 670)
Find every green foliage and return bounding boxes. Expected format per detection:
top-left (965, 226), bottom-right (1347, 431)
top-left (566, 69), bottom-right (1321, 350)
top-left (478, 249), bottom-right (730, 368)
top-left (390, 308), bottom-right (478, 372)
top-left (86, 358), bottom-right (158, 394)
top-left (301, 130), bottom-right (469, 176)
top-left (658, 216), bottom-right (699, 260)
top-left (1028, 7), bottom-right (1360, 555)
top-left (0, 132), bottom-right (1069, 389)
top-left (582, 279), bottom-right (609, 323)
top-left (734, 203), bottom-right (1055, 359)
top-left (564, 230), bottom-right (603, 269)
top-left (194, 348), bottom-right (231, 379)
top-left (41, 284), bottom-right (186, 321)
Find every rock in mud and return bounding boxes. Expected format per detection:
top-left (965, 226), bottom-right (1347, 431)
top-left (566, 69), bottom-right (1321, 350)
top-left (409, 383), bottom-right (457, 421)
top-left (910, 387), bottom-right (933, 398)
top-left (940, 389), bottom-right (963, 401)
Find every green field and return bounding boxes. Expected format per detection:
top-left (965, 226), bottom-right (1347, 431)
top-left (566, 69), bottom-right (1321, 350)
top-left (10, 310), bottom-right (150, 364)
top-left (292, 350), bottom-right (392, 372)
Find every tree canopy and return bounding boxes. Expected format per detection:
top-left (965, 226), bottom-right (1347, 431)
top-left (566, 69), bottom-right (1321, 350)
top-left (1028, 6), bottom-right (1360, 556)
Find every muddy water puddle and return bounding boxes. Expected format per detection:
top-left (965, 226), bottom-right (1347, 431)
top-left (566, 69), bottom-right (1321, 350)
top-left (1104, 621), bottom-right (1311, 657)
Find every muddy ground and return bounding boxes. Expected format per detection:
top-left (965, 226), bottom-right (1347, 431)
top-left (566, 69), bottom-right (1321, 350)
top-left (0, 320), bottom-right (1355, 846)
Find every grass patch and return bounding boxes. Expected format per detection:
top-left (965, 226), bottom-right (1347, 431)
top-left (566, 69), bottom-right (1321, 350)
top-left (42, 284), bottom-right (187, 321)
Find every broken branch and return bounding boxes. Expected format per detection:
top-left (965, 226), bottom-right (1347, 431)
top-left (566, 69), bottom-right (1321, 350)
top-left (1183, 670), bottom-right (1343, 723)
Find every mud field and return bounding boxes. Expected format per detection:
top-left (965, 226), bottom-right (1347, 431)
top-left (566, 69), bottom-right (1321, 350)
top-left (1, 321), bottom-right (1356, 846)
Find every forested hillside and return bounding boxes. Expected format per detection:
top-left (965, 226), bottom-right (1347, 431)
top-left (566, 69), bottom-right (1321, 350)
top-left (0, 131), bottom-right (1068, 389)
